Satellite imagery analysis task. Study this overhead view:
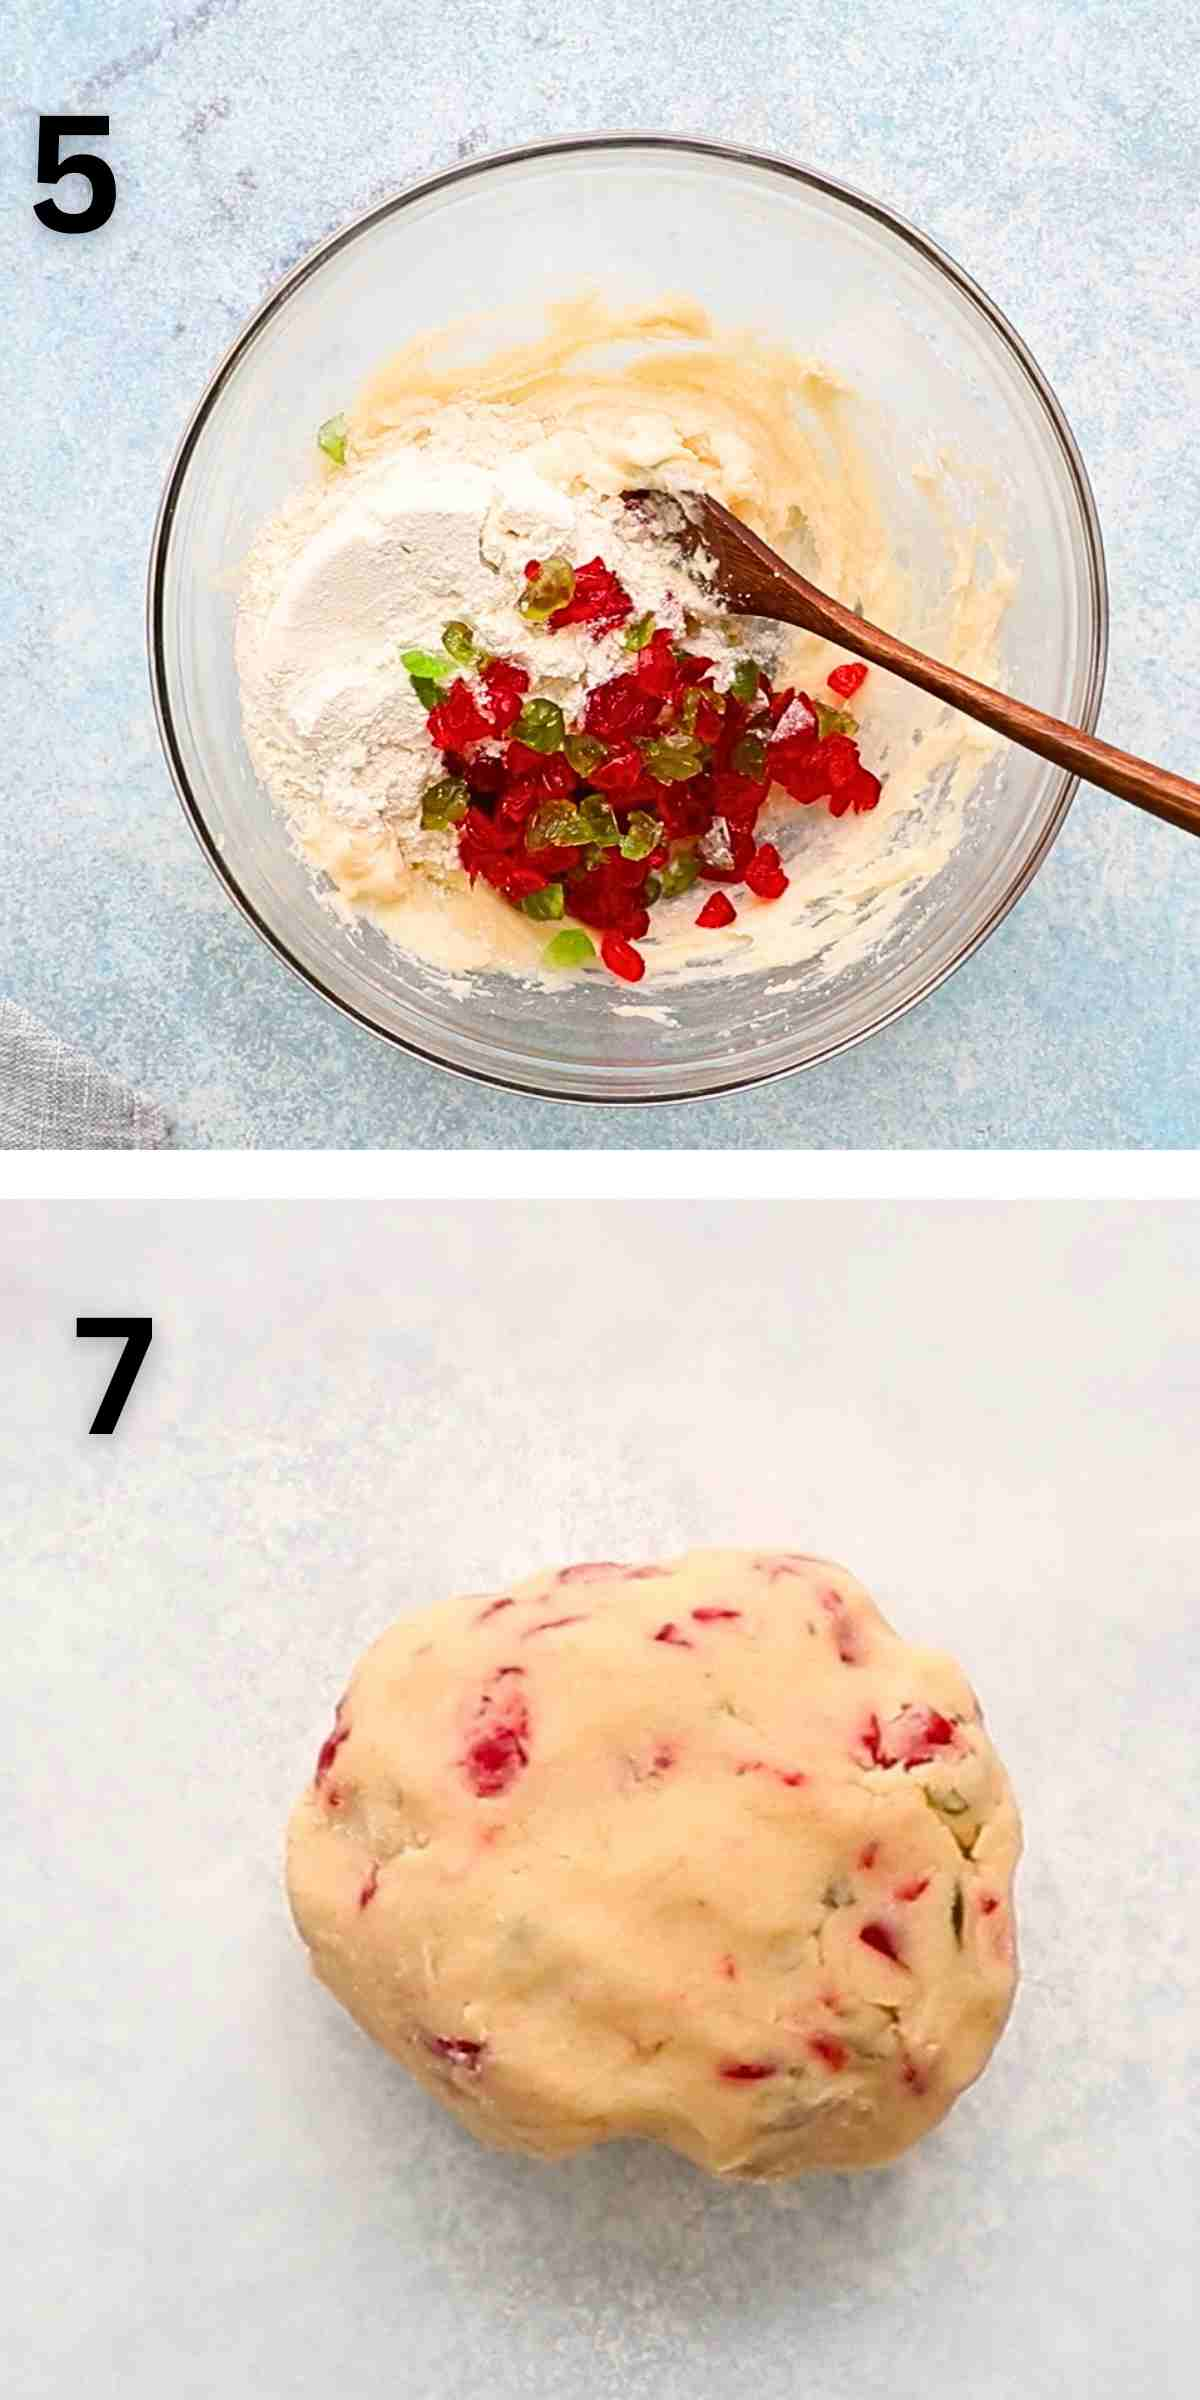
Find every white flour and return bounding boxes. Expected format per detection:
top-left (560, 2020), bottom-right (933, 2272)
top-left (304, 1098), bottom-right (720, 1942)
top-left (235, 415), bottom-right (755, 893)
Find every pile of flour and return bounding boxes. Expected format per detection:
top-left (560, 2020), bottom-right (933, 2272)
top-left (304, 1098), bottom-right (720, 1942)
top-left (235, 412), bottom-right (756, 890)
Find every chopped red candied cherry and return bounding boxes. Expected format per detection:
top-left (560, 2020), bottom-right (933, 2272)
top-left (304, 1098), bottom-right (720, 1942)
top-left (832, 764), bottom-right (883, 816)
top-left (463, 1680), bottom-right (530, 1797)
top-left (424, 2033), bottom-right (486, 2070)
top-left (859, 1920), bottom-right (905, 1966)
top-left (827, 661), bottom-right (869, 699)
top-left (861, 1705), bottom-right (957, 1769)
top-left (634, 626), bottom-right (684, 699)
top-left (808, 2033), bottom-right (848, 2072)
top-left (819, 731), bottom-right (861, 788)
top-left (315, 1708), bottom-right (349, 1783)
top-left (770, 690), bottom-right (818, 739)
top-left (548, 556), bottom-right (632, 635)
top-left (737, 1759), bottom-right (807, 1788)
top-left (590, 745), bottom-right (645, 794)
top-left (480, 659), bottom-right (530, 732)
top-left (696, 891), bottom-right (737, 929)
top-left (464, 1722), bottom-right (526, 1794)
top-left (718, 2060), bottom-right (776, 2082)
top-left (407, 574), bottom-right (883, 954)
top-left (820, 1588), bottom-right (863, 1666)
top-left (427, 678), bottom-right (493, 752)
top-left (600, 932), bottom-right (645, 982)
top-left (769, 744), bottom-right (834, 806)
top-left (502, 864), bottom-right (551, 905)
top-left (744, 842), bottom-right (788, 901)
top-left (582, 674), bottom-right (661, 741)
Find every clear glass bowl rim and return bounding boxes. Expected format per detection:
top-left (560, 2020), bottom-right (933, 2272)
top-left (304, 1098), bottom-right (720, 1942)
top-left (147, 131), bottom-right (1109, 1107)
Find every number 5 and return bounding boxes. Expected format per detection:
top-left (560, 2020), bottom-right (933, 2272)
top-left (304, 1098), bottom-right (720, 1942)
top-left (35, 115), bottom-right (116, 234)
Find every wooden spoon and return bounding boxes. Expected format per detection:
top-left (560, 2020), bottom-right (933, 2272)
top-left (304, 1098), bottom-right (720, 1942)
top-left (624, 489), bottom-right (1200, 838)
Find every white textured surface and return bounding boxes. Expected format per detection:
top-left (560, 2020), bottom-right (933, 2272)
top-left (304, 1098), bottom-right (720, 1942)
top-left (3, 1200), bottom-right (1199, 2395)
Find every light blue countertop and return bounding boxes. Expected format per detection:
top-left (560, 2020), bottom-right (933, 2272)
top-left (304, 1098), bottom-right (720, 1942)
top-left (6, 0), bottom-right (1199, 1147)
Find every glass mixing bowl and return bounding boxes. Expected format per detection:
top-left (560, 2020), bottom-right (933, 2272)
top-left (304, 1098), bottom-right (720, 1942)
top-left (149, 136), bottom-right (1107, 1104)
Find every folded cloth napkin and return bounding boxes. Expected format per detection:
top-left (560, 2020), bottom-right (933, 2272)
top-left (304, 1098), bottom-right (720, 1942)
top-left (0, 1000), bottom-right (171, 1149)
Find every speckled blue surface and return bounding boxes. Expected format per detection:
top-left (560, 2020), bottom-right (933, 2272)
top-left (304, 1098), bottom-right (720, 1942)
top-left (6, 0), bottom-right (1199, 1147)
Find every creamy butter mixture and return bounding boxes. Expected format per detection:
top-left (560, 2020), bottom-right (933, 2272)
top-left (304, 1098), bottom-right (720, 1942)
top-left (237, 296), bottom-right (1015, 989)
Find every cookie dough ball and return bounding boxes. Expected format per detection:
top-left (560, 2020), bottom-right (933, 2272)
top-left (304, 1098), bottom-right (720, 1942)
top-left (286, 1551), bottom-right (1020, 2178)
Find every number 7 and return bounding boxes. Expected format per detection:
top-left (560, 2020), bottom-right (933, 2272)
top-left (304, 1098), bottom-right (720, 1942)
top-left (76, 1318), bottom-right (153, 1434)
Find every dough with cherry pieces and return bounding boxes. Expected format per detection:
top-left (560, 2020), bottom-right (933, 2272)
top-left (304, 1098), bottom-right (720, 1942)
top-left (285, 1550), bottom-right (1021, 2178)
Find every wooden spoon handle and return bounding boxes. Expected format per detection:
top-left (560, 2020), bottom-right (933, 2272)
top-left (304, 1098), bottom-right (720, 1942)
top-left (788, 581), bottom-right (1200, 839)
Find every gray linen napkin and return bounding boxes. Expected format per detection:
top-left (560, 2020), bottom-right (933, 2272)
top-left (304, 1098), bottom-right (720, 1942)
top-left (0, 1001), bottom-right (171, 1149)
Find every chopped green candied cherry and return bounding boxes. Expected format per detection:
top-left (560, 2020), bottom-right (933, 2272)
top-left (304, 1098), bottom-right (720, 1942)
top-left (564, 731), bottom-right (607, 777)
top-left (643, 733), bottom-right (704, 783)
top-left (543, 927), bottom-right (597, 970)
top-left (514, 697), bottom-right (566, 754)
top-left (619, 810), bottom-right (660, 861)
top-left (643, 873), bottom-right (663, 904)
top-left (528, 801), bottom-right (591, 850)
top-left (924, 1784), bottom-right (969, 1817)
top-left (441, 620), bottom-right (479, 668)
top-left (951, 1884), bottom-right (965, 1945)
top-left (317, 412), bottom-right (347, 466)
top-left (731, 656), bottom-right (760, 702)
top-left (520, 881), bottom-right (565, 920)
top-left (517, 554), bottom-right (576, 622)
top-left (658, 847), bottom-right (700, 899)
top-left (420, 776), bottom-right (470, 829)
top-left (410, 675), bottom-right (447, 711)
top-left (815, 700), bottom-right (859, 739)
top-left (402, 648), bottom-right (454, 684)
top-left (621, 611), bottom-right (656, 651)
top-left (578, 795), bottom-right (620, 848)
top-left (822, 1875), bottom-right (855, 1909)
top-left (731, 730), bottom-right (767, 779)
